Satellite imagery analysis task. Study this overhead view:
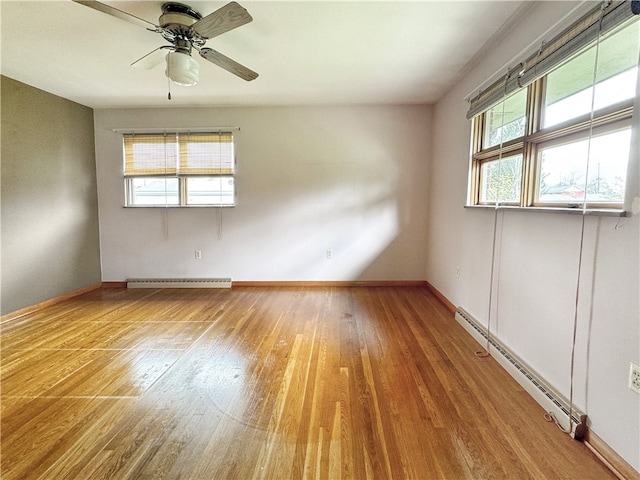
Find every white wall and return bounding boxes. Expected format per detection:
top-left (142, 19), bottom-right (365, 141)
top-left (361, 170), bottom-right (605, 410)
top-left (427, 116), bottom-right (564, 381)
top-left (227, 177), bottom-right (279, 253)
top-left (427, 1), bottom-right (639, 472)
top-left (95, 105), bottom-right (431, 282)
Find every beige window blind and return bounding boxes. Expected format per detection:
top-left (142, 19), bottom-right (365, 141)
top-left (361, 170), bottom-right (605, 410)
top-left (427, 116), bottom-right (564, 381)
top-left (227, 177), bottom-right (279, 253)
top-left (178, 132), bottom-right (234, 175)
top-left (123, 132), bottom-right (234, 176)
top-left (123, 134), bottom-right (178, 175)
top-left (467, 0), bottom-right (636, 119)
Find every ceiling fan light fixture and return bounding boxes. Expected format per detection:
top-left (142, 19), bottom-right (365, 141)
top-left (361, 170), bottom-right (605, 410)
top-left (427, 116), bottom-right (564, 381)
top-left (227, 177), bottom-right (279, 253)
top-left (165, 51), bottom-right (199, 86)
top-left (73, 0), bottom-right (258, 85)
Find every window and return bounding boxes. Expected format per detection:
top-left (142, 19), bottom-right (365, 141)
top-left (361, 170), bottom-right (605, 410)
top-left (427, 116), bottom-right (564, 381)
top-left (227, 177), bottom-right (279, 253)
top-left (467, 3), bottom-right (639, 211)
top-left (123, 132), bottom-right (235, 207)
top-left (479, 153), bottom-right (523, 204)
top-left (536, 128), bottom-right (631, 205)
top-left (474, 90), bottom-right (528, 206)
top-left (483, 89), bottom-right (528, 149)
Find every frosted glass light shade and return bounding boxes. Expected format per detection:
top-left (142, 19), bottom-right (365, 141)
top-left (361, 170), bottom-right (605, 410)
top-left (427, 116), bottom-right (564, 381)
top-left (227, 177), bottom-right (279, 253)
top-left (165, 51), bottom-right (199, 86)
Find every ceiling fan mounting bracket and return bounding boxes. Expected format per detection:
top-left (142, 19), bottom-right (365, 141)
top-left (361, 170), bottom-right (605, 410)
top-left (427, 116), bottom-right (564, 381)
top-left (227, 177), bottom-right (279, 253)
top-left (161, 3), bottom-right (202, 21)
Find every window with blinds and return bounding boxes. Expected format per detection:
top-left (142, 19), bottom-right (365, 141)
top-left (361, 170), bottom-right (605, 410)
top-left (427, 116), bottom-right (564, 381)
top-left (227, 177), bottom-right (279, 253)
top-left (123, 132), bottom-right (235, 207)
top-left (467, 1), bottom-right (639, 211)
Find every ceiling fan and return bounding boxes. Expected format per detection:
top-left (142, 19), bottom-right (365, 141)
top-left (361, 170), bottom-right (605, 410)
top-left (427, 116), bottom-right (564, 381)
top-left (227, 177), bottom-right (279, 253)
top-left (73, 0), bottom-right (258, 86)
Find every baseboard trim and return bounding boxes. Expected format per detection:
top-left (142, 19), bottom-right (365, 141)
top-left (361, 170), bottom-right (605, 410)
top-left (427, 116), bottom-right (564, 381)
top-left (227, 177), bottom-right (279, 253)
top-left (99, 280), bottom-right (429, 289)
top-left (233, 280), bottom-right (428, 288)
top-left (102, 281), bottom-right (128, 288)
top-left (1, 282), bottom-right (103, 324)
top-left (424, 281), bottom-right (456, 314)
top-left (585, 431), bottom-right (640, 480)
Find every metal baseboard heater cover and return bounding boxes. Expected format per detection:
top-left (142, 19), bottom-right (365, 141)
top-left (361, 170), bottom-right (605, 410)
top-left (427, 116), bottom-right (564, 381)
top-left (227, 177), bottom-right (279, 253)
top-left (455, 307), bottom-right (585, 437)
top-left (127, 278), bottom-right (232, 289)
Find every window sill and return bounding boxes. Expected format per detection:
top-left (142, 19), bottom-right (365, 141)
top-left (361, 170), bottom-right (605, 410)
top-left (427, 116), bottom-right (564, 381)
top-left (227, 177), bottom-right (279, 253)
top-left (464, 204), bottom-right (627, 217)
top-left (123, 205), bottom-right (235, 208)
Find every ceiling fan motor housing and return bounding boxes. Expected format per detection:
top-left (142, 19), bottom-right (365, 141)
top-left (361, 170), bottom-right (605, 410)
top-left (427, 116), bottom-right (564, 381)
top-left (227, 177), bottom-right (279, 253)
top-left (159, 2), bottom-right (204, 46)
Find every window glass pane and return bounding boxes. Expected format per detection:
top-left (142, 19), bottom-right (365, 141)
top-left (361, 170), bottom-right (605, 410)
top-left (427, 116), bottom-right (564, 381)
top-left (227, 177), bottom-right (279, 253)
top-left (537, 128), bottom-right (630, 204)
top-left (479, 154), bottom-right (523, 203)
top-left (483, 89), bottom-right (527, 148)
top-left (544, 21), bottom-right (640, 128)
top-left (187, 177), bottom-right (235, 205)
top-left (130, 177), bottom-right (179, 205)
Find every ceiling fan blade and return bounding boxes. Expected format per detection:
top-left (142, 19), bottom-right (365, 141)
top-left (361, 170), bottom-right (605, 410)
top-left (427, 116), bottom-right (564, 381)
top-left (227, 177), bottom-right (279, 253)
top-left (199, 48), bottom-right (258, 81)
top-left (73, 0), bottom-right (158, 30)
top-left (192, 2), bottom-right (253, 40)
top-left (131, 46), bottom-right (173, 70)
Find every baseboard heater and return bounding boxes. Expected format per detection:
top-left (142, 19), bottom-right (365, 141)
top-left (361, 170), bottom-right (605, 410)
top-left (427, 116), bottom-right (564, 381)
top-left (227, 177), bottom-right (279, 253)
top-left (455, 307), bottom-right (585, 437)
top-left (127, 278), bottom-right (232, 289)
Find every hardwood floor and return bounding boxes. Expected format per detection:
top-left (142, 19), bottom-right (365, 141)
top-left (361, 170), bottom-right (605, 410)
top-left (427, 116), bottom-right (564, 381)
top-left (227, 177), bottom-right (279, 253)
top-left (1, 286), bottom-right (615, 479)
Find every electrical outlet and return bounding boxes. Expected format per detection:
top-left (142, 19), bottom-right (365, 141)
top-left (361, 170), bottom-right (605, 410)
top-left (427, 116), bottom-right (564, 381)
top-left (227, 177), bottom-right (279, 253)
top-left (630, 362), bottom-right (640, 394)
top-left (456, 266), bottom-right (460, 278)
top-left (195, 250), bottom-right (202, 260)
top-left (326, 249), bottom-right (333, 259)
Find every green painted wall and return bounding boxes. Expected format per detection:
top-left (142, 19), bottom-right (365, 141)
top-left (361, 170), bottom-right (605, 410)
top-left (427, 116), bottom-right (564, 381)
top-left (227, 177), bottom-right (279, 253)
top-left (1, 76), bottom-right (101, 315)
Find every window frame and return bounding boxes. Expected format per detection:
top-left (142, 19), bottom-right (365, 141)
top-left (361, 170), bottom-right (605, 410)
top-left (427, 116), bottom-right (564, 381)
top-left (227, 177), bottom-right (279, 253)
top-left (122, 131), bottom-right (236, 208)
top-left (468, 17), bottom-right (638, 213)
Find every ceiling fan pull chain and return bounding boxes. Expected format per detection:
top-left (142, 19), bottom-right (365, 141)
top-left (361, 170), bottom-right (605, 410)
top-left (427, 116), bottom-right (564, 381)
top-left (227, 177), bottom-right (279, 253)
top-left (168, 70), bottom-right (172, 100)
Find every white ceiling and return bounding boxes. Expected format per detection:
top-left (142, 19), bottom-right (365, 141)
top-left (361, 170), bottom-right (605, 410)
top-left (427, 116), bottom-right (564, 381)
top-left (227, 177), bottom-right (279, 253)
top-left (1, 1), bottom-right (527, 109)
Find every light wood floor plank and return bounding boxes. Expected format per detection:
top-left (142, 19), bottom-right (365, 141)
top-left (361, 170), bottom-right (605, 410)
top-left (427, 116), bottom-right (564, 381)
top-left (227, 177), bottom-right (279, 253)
top-left (1, 286), bottom-right (616, 479)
